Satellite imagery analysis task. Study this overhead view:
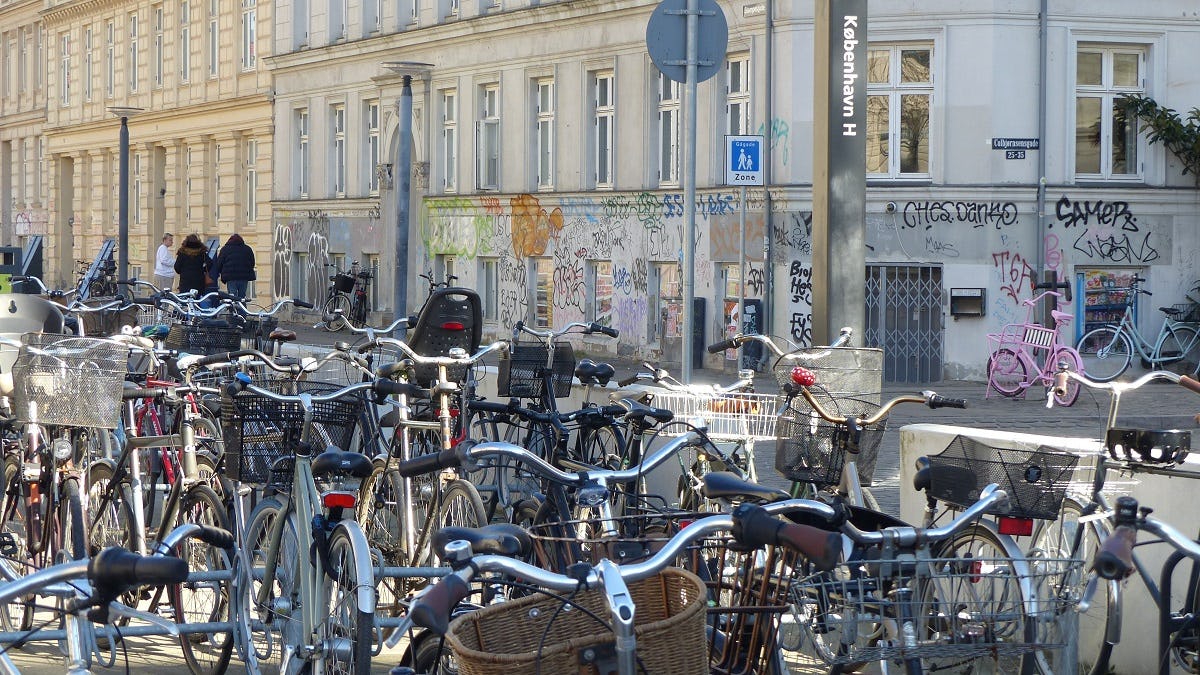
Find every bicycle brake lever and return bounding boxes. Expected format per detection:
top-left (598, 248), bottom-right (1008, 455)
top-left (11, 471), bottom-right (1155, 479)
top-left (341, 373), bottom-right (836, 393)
top-left (107, 602), bottom-right (181, 637)
top-left (1078, 575), bottom-right (1100, 613)
top-left (385, 615), bottom-right (415, 649)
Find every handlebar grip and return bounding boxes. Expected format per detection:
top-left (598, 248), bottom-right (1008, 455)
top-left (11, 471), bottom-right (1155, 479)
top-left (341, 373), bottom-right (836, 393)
top-left (589, 323), bottom-right (618, 338)
top-left (122, 387), bottom-right (166, 401)
top-left (732, 504), bottom-right (841, 572)
top-left (293, 299), bottom-right (314, 309)
top-left (409, 572), bottom-right (472, 635)
top-left (707, 338), bottom-right (738, 354)
top-left (193, 350), bottom-right (257, 368)
top-left (195, 526), bottom-right (236, 550)
top-left (1179, 375), bottom-right (1200, 395)
top-left (617, 374), bottom-right (640, 387)
top-left (396, 448), bottom-right (461, 478)
top-left (467, 399), bottom-right (514, 415)
top-left (130, 296), bottom-right (158, 306)
top-left (926, 394), bottom-right (968, 409)
top-left (1093, 525), bottom-right (1136, 580)
top-left (373, 378), bottom-right (428, 400)
top-left (89, 548), bottom-right (191, 589)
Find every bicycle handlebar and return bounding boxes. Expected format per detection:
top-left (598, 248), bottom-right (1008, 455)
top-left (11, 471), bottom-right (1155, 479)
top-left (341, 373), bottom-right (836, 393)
top-left (372, 337), bottom-right (508, 367)
top-left (840, 484), bottom-right (1010, 547)
top-left (512, 320), bottom-right (619, 341)
top-left (709, 327), bottom-right (854, 358)
top-left (618, 361), bottom-right (754, 394)
top-left (784, 382), bottom-right (967, 426)
top-left (1051, 367), bottom-right (1200, 413)
top-left (225, 371), bottom-right (428, 405)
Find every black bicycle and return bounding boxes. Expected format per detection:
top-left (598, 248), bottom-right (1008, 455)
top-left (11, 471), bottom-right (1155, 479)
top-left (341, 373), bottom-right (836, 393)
top-left (320, 261), bottom-right (374, 331)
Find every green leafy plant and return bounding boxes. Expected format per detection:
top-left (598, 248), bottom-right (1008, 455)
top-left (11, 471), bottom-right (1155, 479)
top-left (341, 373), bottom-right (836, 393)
top-left (1118, 93), bottom-right (1200, 184)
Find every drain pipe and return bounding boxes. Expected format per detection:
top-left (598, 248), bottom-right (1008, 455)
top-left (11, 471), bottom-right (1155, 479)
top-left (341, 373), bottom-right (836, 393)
top-left (1035, 0), bottom-right (1048, 277)
top-left (761, 0), bottom-right (774, 363)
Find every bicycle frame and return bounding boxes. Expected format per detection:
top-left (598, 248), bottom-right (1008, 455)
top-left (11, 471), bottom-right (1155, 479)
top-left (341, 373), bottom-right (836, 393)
top-left (1106, 302), bottom-right (1198, 366)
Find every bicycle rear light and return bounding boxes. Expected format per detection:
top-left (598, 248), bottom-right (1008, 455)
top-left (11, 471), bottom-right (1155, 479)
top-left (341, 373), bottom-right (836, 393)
top-left (997, 516), bottom-right (1034, 537)
top-left (441, 321), bottom-right (465, 331)
top-left (322, 491), bottom-right (358, 509)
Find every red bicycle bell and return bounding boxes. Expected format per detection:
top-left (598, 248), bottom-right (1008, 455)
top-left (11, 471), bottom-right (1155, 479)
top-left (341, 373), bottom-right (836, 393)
top-left (790, 366), bottom-right (817, 387)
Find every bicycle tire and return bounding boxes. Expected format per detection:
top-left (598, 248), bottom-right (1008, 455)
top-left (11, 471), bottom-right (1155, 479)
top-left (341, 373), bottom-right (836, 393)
top-left (349, 292), bottom-right (369, 328)
top-left (323, 526), bottom-right (374, 674)
top-left (58, 476), bottom-right (86, 563)
top-left (988, 347), bottom-right (1030, 397)
top-left (244, 496), bottom-right (300, 662)
top-left (85, 460), bottom-right (132, 556)
top-left (323, 294), bottom-right (352, 332)
top-left (1050, 348), bottom-right (1083, 406)
top-left (1076, 327), bottom-right (1132, 382)
top-left (174, 484), bottom-right (235, 675)
top-left (410, 630), bottom-right (458, 675)
top-left (573, 423), bottom-right (626, 469)
top-left (0, 454), bottom-right (32, 633)
top-left (1161, 324), bottom-right (1199, 376)
top-left (1029, 496), bottom-right (1113, 675)
top-left (437, 480), bottom-right (488, 541)
top-left (357, 463), bottom-right (416, 620)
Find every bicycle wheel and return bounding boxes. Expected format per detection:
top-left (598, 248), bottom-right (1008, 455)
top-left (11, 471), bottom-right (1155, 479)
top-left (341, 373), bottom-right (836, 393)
top-left (244, 497), bottom-right (300, 662)
top-left (173, 484), bottom-right (234, 675)
top-left (323, 294), bottom-right (351, 332)
top-left (349, 293), bottom-right (369, 328)
top-left (1029, 497), bottom-right (1113, 675)
top-left (573, 424), bottom-right (626, 468)
top-left (410, 630), bottom-right (458, 675)
top-left (1160, 324), bottom-right (1200, 376)
top-left (0, 453), bottom-right (32, 633)
top-left (437, 479), bottom-right (487, 540)
top-left (357, 463), bottom-right (415, 622)
top-left (56, 476), bottom-right (86, 563)
top-left (988, 348), bottom-right (1030, 397)
top-left (84, 460), bottom-right (131, 556)
top-left (1050, 348), bottom-right (1082, 407)
top-left (1076, 328), bottom-right (1132, 382)
top-left (323, 526), bottom-right (374, 675)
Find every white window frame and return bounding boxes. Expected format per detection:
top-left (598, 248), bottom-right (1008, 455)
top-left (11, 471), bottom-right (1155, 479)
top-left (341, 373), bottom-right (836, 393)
top-left (587, 260), bottom-right (613, 326)
top-left (241, 0), bottom-right (256, 70)
top-left (133, 152), bottom-right (143, 224)
top-left (656, 70), bottom-right (680, 185)
top-left (153, 5), bottom-right (164, 87)
top-left (479, 257), bottom-right (498, 322)
top-left (84, 28), bottom-right (93, 101)
top-left (297, 108), bottom-right (310, 197)
top-left (365, 100), bottom-right (380, 195)
top-left (17, 28), bottom-right (26, 94)
top-left (332, 104), bottom-right (346, 197)
top-left (725, 54), bottom-right (751, 135)
top-left (207, 0), bottom-right (218, 78)
top-left (105, 22), bottom-right (114, 97)
top-left (59, 32), bottom-right (70, 105)
top-left (592, 70), bottom-right (614, 188)
top-left (532, 257), bottom-right (553, 328)
top-left (1073, 44), bottom-right (1146, 181)
top-left (245, 138), bottom-right (258, 222)
top-left (476, 83), bottom-right (500, 191)
top-left (866, 43), bottom-right (934, 179)
top-left (329, 0), bottom-right (346, 42)
top-left (180, 0), bottom-right (190, 82)
top-left (129, 13), bottom-right (139, 93)
top-left (535, 77), bottom-right (554, 189)
top-left (439, 88), bottom-right (457, 192)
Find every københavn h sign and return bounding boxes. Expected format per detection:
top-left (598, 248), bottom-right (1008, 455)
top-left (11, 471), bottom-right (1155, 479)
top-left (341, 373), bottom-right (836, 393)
top-left (725, 135), bottom-right (764, 186)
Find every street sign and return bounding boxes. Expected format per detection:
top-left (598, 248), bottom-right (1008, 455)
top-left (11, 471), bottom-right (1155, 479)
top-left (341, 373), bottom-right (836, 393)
top-left (646, 0), bottom-right (729, 84)
top-left (1005, 150), bottom-right (1026, 160)
top-left (991, 138), bottom-right (1039, 150)
top-left (725, 135), bottom-right (764, 185)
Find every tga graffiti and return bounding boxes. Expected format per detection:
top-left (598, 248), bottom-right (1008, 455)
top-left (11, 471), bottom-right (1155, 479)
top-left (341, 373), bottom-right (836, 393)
top-left (991, 250), bottom-right (1035, 301)
top-left (901, 201), bottom-right (1018, 230)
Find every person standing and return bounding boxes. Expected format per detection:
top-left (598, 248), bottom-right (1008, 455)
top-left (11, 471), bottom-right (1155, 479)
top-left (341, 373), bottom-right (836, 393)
top-left (173, 233), bottom-right (212, 295)
top-left (153, 233), bottom-right (175, 291)
top-left (211, 233), bottom-right (256, 299)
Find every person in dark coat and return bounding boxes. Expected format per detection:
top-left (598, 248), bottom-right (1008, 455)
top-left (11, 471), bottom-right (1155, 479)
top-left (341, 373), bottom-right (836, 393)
top-left (211, 233), bottom-right (257, 299)
top-left (173, 233), bottom-right (212, 296)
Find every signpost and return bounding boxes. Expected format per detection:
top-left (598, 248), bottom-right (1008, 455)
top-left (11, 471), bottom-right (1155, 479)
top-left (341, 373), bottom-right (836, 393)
top-left (724, 135), bottom-right (764, 367)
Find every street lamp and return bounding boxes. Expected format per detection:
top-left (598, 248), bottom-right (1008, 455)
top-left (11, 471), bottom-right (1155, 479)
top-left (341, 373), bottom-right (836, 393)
top-left (381, 61), bottom-right (433, 323)
top-left (108, 106), bottom-right (144, 283)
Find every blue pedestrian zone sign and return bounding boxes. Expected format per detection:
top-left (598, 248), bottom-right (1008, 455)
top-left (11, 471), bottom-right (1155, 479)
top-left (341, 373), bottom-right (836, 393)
top-left (725, 135), bottom-right (764, 186)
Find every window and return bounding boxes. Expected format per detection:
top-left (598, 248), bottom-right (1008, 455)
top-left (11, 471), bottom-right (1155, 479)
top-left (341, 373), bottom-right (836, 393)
top-left (365, 100), bottom-right (380, 194)
top-left (479, 257), bottom-right (498, 322)
top-left (84, 28), bottom-right (92, 100)
top-left (477, 83), bottom-right (500, 190)
top-left (207, 0), bottom-right (218, 77)
top-left (720, 263), bottom-right (742, 299)
top-left (657, 70), bottom-right (680, 184)
top-left (725, 54), bottom-right (751, 135)
top-left (296, 108), bottom-right (309, 197)
top-left (245, 138), bottom-right (257, 221)
top-left (534, 78), bottom-right (554, 188)
top-left (332, 104), bottom-right (346, 196)
top-left (448, 0), bottom-right (459, 16)
top-left (106, 22), bottom-right (115, 96)
top-left (655, 262), bottom-right (682, 339)
top-left (5, 34), bottom-right (15, 99)
top-left (592, 71), bottom-right (614, 188)
top-left (133, 152), bottom-right (143, 223)
top-left (294, 0), bottom-right (309, 47)
top-left (363, 255), bottom-right (379, 310)
top-left (1075, 46), bottom-right (1144, 179)
top-left (533, 257), bottom-right (553, 327)
top-left (866, 45), bottom-right (932, 177)
top-left (17, 28), bottom-right (25, 93)
top-left (292, 252), bottom-right (309, 302)
top-left (212, 143), bottom-right (220, 219)
top-left (59, 32), bottom-right (70, 105)
top-left (587, 260), bottom-right (613, 326)
top-left (153, 5), bottom-right (164, 87)
top-left (434, 254), bottom-right (456, 282)
top-left (241, 0), bottom-right (256, 69)
top-left (129, 13), bottom-right (139, 93)
top-left (329, 0), bottom-right (345, 42)
top-left (439, 89), bottom-right (457, 192)
top-left (363, 0), bottom-right (380, 35)
top-left (180, 1), bottom-right (190, 81)
top-left (185, 146), bottom-right (193, 221)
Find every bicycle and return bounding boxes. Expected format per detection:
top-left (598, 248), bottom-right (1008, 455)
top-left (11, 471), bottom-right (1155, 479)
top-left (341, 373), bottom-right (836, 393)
top-left (1035, 366), bottom-right (1200, 675)
top-left (320, 262), bottom-right (374, 332)
top-left (1076, 273), bottom-right (1200, 382)
top-left (986, 288), bottom-right (1083, 406)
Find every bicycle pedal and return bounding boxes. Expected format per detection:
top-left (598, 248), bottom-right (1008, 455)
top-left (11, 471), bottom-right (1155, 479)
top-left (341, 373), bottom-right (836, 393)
top-left (0, 532), bottom-right (18, 556)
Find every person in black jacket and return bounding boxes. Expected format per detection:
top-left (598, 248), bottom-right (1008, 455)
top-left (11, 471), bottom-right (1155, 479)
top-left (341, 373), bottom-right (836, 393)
top-left (174, 233), bottom-right (212, 295)
top-left (212, 233), bottom-right (257, 299)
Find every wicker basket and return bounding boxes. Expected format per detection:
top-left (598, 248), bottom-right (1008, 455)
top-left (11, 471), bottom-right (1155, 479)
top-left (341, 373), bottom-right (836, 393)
top-left (12, 334), bottom-right (128, 428)
top-left (498, 341), bottom-right (575, 399)
top-left (927, 435), bottom-right (1079, 520)
top-left (445, 568), bottom-right (708, 675)
top-left (221, 379), bottom-right (364, 483)
top-left (166, 322), bottom-right (242, 354)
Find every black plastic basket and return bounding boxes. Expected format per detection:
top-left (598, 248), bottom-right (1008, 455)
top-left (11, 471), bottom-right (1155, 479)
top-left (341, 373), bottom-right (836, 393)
top-left (79, 297), bottom-right (140, 336)
top-left (166, 322), bottom-right (242, 354)
top-left (774, 392), bottom-right (884, 487)
top-left (927, 435), bottom-right (1079, 520)
top-left (333, 273), bottom-right (356, 293)
top-left (498, 341), bottom-right (575, 399)
top-left (240, 316), bottom-right (279, 340)
top-left (221, 379), bottom-right (365, 484)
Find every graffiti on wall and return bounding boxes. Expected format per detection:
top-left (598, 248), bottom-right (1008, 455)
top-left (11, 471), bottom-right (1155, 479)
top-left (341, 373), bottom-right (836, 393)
top-left (788, 260), bottom-right (814, 345)
top-left (1053, 195), bottom-right (1162, 264)
top-left (900, 201), bottom-right (1019, 230)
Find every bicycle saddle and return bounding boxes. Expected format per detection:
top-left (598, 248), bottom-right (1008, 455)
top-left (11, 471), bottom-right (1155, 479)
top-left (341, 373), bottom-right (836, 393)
top-left (311, 449), bottom-right (374, 479)
top-left (618, 399), bottom-right (674, 427)
top-left (268, 328), bottom-right (297, 343)
top-left (433, 523), bottom-right (533, 559)
top-left (701, 471), bottom-right (790, 504)
top-left (574, 359), bottom-right (616, 386)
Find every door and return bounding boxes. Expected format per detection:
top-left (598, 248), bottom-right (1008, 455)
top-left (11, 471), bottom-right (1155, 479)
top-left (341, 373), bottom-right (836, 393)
top-left (866, 265), bottom-right (944, 383)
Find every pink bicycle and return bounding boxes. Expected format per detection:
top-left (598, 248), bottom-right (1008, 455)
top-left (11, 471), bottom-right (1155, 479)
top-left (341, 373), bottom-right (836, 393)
top-left (986, 288), bottom-right (1083, 406)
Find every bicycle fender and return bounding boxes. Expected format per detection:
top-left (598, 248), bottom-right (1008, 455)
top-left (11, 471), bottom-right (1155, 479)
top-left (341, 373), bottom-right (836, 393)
top-left (330, 520), bottom-right (377, 614)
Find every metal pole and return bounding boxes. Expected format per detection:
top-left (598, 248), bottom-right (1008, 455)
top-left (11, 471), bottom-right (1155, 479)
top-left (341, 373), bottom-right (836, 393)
top-left (681, 0), bottom-right (699, 383)
top-left (738, 185), bottom-right (746, 366)
top-left (394, 75), bottom-right (414, 322)
top-left (118, 116), bottom-right (130, 283)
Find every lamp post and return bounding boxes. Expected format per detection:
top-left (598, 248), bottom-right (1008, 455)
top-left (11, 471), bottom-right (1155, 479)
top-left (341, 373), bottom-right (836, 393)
top-left (108, 106), bottom-right (144, 283)
top-left (381, 61), bottom-right (433, 323)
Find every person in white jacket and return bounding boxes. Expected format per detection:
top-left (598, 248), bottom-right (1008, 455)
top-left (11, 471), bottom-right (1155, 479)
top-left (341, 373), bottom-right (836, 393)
top-left (153, 233), bottom-right (175, 291)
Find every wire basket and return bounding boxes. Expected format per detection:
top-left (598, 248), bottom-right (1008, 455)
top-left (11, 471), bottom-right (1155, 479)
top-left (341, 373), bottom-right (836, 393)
top-left (332, 273), bottom-right (356, 293)
top-left (774, 393), bottom-right (884, 487)
top-left (444, 567), bottom-right (708, 675)
top-left (643, 390), bottom-right (778, 440)
top-left (527, 509), bottom-right (698, 572)
top-left (1172, 303), bottom-right (1200, 324)
top-left (166, 322), bottom-right (243, 354)
top-left (793, 555), bottom-right (1079, 666)
top-left (221, 379), bottom-right (365, 484)
top-left (12, 334), bottom-right (128, 428)
top-left (771, 346), bottom-right (884, 402)
top-left (240, 315), bottom-right (278, 340)
top-left (77, 298), bottom-right (140, 337)
top-left (498, 341), bottom-right (575, 399)
top-left (927, 436), bottom-right (1079, 520)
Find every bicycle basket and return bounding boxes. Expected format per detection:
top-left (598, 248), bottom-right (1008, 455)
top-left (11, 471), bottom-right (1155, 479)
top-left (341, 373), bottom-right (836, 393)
top-left (12, 334), bottom-right (128, 428)
top-left (772, 346), bottom-right (884, 405)
top-left (332, 273), bottom-right (356, 293)
top-left (498, 341), bottom-right (575, 399)
top-left (774, 392), bottom-right (884, 487)
top-left (1172, 303), bottom-right (1200, 323)
top-left (221, 379), bottom-right (365, 484)
top-left (240, 315), bottom-right (278, 340)
top-left (528, 510), bottom-right (695, 572)
top-left (927, 435), bottom-right (1079, 520)
top-left (78, 297), bottom-right (139, 336)
top-left (444, 568), bottom-right (708, 675)
top-left (165, 322), bottom-right (242, 354)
